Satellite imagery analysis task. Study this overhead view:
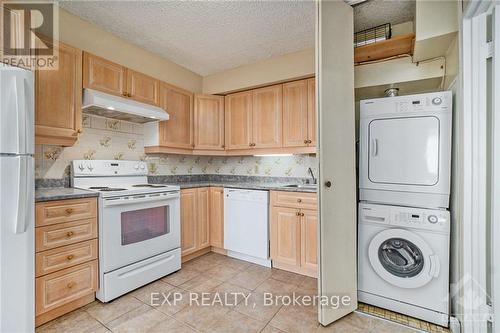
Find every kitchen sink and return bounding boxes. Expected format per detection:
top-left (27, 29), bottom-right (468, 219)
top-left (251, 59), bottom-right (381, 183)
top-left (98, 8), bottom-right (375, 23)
top-left (281, 184), bottom-right (317, 189)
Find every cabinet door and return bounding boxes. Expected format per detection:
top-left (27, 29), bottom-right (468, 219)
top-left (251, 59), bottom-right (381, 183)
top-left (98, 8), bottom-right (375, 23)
top-left (225, 91), bottom-right (252, 150)
top-left (197, 188), bottom-right (210, 249)
top-left (180, 189), bottom-right (197, 255)
top-left (126, 69), bottom-right (159, 106)
top-left (209, 187), bottom-right (224, 248)
top-left (270, 206), bottom-right (301, 267)
top-left (301, 209), bottom-right (318, 276)
top-left (307, 78), bottom-right (316, 146)
top-left (159, 84), bottom-right (194, 149)
top-left (194, 95), bottom-right (224, 150)
top-left (283, 80), bottom-right (308, 147)
top-left (252, 85), bottom-right (282, 148)
top-left (83, 52), bottom-right (126, 97)
top-left (35, 40), bottom-right (82, 146)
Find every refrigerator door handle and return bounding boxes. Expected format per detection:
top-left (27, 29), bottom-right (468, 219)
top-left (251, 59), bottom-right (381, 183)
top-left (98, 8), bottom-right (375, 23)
top-left (15, 75), bottom-right (27, 153)
top-left (14, 157), bottom-right (28, 234)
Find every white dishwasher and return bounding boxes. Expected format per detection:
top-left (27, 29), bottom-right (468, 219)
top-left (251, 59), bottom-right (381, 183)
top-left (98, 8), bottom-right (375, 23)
top-left (224, 188), bottom-right (271, 267)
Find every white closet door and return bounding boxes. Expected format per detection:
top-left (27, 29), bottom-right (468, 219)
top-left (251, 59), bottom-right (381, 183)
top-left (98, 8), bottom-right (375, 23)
top-left (317, 0), bottom-right (357, 326)
top-left (368, 116), bottom-right (440, 186)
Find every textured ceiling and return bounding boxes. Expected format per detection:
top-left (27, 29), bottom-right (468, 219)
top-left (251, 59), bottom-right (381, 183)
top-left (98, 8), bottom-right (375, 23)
top-left (59, 0), bottom-right (315, 76)
top-left (59, 0), bottom-right (415, 76)
top-left (353, 0), bottom-right (415, 32)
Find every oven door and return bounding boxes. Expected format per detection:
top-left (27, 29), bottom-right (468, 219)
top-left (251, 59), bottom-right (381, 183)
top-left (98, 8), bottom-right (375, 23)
top-left (100, 191), bottom-right (180, 273)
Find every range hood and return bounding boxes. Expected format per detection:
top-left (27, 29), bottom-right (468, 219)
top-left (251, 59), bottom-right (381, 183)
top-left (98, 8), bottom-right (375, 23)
top-left (82, 89), bottom-right (169, 123)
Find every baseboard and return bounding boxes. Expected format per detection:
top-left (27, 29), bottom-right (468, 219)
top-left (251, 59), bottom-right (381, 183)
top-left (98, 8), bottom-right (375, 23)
top-left (181, 247), bottom-right (211, 263)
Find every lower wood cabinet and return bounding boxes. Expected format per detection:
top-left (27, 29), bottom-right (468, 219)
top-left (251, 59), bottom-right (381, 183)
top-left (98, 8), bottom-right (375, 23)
top-left (270, 191), bottom-right (318, 277)
top-left (209, 187), bottom-right (224, 249)
top-left (35, 197), bottom-right (98, 327)
top-left (181, 187), bottom-right (225, 261)
top-left (180, 188), bottom-right (211, 258)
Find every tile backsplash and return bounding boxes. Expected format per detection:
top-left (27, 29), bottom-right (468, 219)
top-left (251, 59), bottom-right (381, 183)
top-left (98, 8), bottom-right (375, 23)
top-left (35, 114), bottom-right (317, 179)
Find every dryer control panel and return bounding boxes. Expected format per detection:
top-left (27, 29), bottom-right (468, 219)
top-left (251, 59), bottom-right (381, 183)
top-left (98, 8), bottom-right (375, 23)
top-left (359, 202), bottom-right (450, 233)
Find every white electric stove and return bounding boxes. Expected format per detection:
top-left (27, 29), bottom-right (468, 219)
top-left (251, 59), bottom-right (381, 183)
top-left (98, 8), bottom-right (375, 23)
top-left (71, 160), bottom-right (181, 302)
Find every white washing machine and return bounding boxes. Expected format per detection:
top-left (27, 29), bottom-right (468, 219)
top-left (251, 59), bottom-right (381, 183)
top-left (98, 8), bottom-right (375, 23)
top-left (358, 202), bottom-right (450, 327)
top-left (359, 91), bottom-right (452, 209)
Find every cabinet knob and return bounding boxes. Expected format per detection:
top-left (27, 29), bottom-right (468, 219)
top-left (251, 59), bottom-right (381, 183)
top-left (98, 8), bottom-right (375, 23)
top-left (324, 180), bottom-right (332, 188)
top-left (128, 93), bottom-right (132, 97)
top-left (301, 212), bottom-right (305, 216)
top-left (122, 92), bottom-right (128, 97)
top-left (296, 211), bottom-right (300, 216)
top-left (297, 198), bottom-right (302, 203)
top-left (67, 282), bottom-right (76, 289)
top-left (304, 140), bottom-right (308, 144)
top-left (67, 255), bottom-right (74, 261)
top-left (66, 231), bottom-right (74, 238)
top-left (76, 129), bottom-right (82, 134)
top-left (65, 208), bottom-right (74, 215)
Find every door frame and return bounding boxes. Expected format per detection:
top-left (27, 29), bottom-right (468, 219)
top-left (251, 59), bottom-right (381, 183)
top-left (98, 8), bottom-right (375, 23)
top-left (460, 1), bottom-right (498, 331)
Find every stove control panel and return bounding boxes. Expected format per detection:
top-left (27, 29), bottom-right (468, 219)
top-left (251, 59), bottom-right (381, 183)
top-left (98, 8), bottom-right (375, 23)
top-left (72, 160), bottom-right (148, 176)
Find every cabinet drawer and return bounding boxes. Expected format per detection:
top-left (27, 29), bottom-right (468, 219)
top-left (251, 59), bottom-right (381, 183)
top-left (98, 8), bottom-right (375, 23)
top-left (36, 240), bottom-right (98, 277)
top-left (36, 260), bottom-right (98, 315)
top-left (36, 219), bottom-right (97, 252)
top-left (36, 198), bottom-right (97, 227)
top-left (270, 191), bottom-right (317, 210)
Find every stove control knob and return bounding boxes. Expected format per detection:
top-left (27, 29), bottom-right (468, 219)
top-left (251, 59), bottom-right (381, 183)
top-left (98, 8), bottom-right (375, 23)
top-left (134, 164), bottom-right (140, 170)
top-left (86, 163), bottom-right (94, 172)
top-left (428, 215), bottom-right (438, 224)
top-left (78, 163), bottom-right (85, 171)
top-left (139, 163), bottom-right (146, 170)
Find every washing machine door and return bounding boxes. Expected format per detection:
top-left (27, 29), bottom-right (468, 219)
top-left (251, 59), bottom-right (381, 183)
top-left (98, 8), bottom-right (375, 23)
top-left (368, 229), bottom-right (440, 289)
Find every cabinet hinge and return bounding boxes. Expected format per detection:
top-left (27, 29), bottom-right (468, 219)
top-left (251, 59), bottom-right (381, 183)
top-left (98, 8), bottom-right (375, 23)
top-left (487, 41), bottom-right (494, 58)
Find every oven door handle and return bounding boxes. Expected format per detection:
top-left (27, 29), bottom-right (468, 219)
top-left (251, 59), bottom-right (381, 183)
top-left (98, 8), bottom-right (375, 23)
top-left (103, 193), bottom-right (179, 207)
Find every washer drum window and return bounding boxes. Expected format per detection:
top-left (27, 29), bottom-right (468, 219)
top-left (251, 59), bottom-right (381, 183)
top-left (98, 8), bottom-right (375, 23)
top-left (378, 238), bottom-right (424, 278)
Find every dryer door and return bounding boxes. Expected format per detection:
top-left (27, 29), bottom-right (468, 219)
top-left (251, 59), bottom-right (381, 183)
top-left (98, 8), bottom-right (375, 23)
top-left (368, 228), bottom-right (440, 288)
top-left (368, 116), bottom-right (440, 186)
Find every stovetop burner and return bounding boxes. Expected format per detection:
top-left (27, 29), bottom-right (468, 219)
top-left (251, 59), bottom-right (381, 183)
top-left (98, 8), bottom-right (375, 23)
top-left (132, 184), bottom-right (167, 188)
top-left (89, 186), bottom-right (127, 192)
top-left (99, 188), bottom-right (127, 192)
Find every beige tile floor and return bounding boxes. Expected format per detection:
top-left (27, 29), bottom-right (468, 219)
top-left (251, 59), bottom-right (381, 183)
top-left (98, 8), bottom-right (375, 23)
top-left (37, 253), bottom-right (427, 333)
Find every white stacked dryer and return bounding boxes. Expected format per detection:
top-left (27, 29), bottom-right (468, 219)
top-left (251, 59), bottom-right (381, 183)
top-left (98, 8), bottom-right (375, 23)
top-left (357, 91), bottom-right (452, 327)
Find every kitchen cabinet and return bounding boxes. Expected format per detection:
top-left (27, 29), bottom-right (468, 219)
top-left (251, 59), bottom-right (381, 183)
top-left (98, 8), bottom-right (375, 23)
top-left (159, 83), bottom-right (194, 149)
top-left (180, 187), bottom-right (212, 258)
top-left (197, 187), bottom-right (211, 249)
top-left (83, 52), bottom-right (160, 106)
top-left (282, 78), bottom-right (316, 147)
top-left (209, 187), bottom-right (224, 249)
top-left (126, 69), bottom-right (160, 106)
top-left (194, 95), bottom-right (225, 150)
top-left (35, 198), bottom-right (98, 327)
top-left (252, 84), bottom-right (282, 148)
top-left (269, 191), bottom-right (317, 277)
top-left (83, 52), bottom-right (126, 98)
top-left (225, 91), bottom-right (252, 150)
top-left (270, 206), bottom-right (301, 268)
top-left (225, 85), bottom-right (282, 150)
top-left (35, 39), bottom-right (82, 146)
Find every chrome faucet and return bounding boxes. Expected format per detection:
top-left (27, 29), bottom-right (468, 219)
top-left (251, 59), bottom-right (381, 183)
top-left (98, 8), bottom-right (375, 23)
top-left (307, 167), bottom-right (317, 184)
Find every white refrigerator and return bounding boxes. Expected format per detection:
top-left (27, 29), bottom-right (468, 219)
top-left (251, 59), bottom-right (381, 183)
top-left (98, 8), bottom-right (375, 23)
top-left (0, 64), bottom-right (35, 332)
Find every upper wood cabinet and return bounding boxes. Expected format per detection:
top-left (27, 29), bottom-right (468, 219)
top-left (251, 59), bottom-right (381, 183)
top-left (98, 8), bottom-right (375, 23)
top-left (159, 83), bottom-right (194, 149)
top-left (35, 40), bottom-right (82, 146)
top-left (225, 91), bottom-right (252, 150)
top-left (307, 78), bottom-right (316, 146)
top-left (126, 69), bottom-right (159, 106)
top-left (252, 84), bottom-right (282, 148)
top-left (282, 78), bottom-right (316, 147)
top-left (83, 52), bottom-right (126, 97)
top-left (194, 95), bottom-right (224, 150)
top-left (83, 52), bottom-right (160, 106)
top-left (209, 187), bottom-right (224, 249)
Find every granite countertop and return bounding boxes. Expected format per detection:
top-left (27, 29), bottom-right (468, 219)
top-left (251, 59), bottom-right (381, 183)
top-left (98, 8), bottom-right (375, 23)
top-left (163, 181), bottom-right (317, 193)
top-left (35, 187), bottom-right (99, 202)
